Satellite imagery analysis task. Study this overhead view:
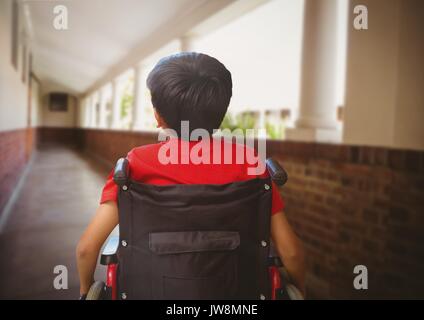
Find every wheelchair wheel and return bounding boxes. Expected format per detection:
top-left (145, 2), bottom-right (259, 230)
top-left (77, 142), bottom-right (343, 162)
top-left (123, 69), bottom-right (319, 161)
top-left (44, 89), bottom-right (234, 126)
top-left (278, 267), bottom-right (304, 300)
top-left (86, 281), bottom-right (106, 300)
top-left (286, 284), bottom-right (304, 300)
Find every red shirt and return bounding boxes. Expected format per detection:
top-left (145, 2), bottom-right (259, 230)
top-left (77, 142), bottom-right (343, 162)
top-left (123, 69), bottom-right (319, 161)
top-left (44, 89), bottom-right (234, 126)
top-left (100, 138), bottom-right (284, 215)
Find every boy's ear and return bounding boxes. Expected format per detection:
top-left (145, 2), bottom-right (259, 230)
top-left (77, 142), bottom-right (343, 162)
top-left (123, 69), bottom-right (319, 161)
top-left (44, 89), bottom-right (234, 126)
top-left (154, 109), bottom-right (167, 129)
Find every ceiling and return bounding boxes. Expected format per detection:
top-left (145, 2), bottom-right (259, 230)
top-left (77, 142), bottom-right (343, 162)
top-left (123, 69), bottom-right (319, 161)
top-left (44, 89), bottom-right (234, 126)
top-left (25, 0), bottom-right (211, 95)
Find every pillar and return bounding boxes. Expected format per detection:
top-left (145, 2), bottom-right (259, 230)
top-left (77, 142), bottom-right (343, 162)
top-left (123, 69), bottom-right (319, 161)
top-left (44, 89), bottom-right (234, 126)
top-left (132, 63), bottom-right (146, 130)
top-left (98, 87), bottom-right (108, 128)
top-left (90, 92), bottom-right (99, 128)
top-left (111, 78), bottom-right (122, 129)
top-left (286, 0), bottom-right (342, 142)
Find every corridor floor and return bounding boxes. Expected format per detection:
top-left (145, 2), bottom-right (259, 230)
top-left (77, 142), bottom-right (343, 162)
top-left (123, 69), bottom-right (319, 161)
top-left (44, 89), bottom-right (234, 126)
top-left (0, 145), bottom-right (113, 299)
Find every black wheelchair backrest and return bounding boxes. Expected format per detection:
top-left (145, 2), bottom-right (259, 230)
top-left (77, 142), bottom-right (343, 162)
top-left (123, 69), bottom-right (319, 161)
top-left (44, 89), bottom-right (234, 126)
top-left (113, 157), bottom-right (287, 300)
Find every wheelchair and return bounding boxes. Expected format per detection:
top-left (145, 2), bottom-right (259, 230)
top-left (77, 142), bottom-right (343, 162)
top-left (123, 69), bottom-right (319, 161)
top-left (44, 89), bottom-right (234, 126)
top-left (86, 157), bottom-right (303, 300)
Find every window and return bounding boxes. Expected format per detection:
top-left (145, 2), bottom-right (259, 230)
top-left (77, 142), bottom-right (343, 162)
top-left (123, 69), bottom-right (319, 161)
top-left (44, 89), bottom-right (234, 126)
top-left (118, 70), bottom-right (134, 129)
top-left (137, 64), bottom-right (157, 131)
top-left (100, 84), bottom-right (113, 128)
top-left (49, 93), bottom-right (68, 112)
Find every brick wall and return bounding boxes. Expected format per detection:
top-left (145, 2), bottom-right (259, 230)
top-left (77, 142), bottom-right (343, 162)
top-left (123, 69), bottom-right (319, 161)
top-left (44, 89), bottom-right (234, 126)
top-left (0, 128), bottom-right (36, 213)
top-left (42, 128), bottom-right (424, 299)
top-left (37, 127), bottom-right (82, 148)
top-left (266, 141), bottom-right (424, 299)
top-left (79, 129), bottom-right (158, 166)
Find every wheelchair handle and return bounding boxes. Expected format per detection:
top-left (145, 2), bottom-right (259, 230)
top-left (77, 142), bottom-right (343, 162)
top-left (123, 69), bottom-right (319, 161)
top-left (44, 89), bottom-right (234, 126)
top-left (266, 158), bottom-right (288, 186)
top-left (113, 158), bottom-right (129, 186)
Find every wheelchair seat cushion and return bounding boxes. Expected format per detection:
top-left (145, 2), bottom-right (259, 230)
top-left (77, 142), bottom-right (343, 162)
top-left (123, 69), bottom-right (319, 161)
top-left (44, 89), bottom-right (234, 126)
top-left (116, 177), bottom-right (273, 300)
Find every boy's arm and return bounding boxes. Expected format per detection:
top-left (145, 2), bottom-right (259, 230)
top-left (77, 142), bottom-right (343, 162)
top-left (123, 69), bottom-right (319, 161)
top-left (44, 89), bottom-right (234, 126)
top-left (271, 211), bottom-right (306, 296)
top-left (76, 201), bottom-right (118, 295)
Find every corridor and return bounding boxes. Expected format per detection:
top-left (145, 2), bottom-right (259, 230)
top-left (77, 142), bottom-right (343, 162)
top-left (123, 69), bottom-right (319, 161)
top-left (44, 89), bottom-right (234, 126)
top-left (0, 145), bottom-right (111, 299)
top-left (1, 0), bottom-right (423, 300)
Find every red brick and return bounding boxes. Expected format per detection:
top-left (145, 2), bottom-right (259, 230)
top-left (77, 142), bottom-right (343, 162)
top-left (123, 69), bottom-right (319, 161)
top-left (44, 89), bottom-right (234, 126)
top-left (0, 128), bottom-right (35, 213)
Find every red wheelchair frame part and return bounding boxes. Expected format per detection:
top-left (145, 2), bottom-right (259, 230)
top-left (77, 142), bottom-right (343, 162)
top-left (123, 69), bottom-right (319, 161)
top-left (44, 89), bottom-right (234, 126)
top-left (269, 266), bottom-right (282, 300)
top-left (106, 262), bottom-right (282, 300)
top-left (106, 263), bottom-right (118, 300)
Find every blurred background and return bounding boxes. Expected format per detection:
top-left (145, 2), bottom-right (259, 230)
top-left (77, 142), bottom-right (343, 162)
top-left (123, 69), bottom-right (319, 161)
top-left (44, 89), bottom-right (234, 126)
top-left (0, 0), bottom-right (423, 299)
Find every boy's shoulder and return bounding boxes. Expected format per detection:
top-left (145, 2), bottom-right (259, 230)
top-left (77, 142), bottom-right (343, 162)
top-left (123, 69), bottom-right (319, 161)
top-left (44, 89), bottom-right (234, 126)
top-left (127, 142), bottom-right (164, 160)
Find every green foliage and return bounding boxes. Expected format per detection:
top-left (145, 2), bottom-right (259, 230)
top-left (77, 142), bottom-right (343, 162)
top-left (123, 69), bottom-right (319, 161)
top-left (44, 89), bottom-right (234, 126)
top-left (120, 92), bottom-right (133, 119)
top-left (265, 121), bottom-right (284, 139)
top-left (220, 113), bottom-right (239, 131)
top-left (220, 111), bottom-right (287, 139)
top-left (236, 112), bottom-right (257, 132)
top-left (120, 75), bottom-right (134, 125)
top-left (220, 112), bottom-right (257, 135)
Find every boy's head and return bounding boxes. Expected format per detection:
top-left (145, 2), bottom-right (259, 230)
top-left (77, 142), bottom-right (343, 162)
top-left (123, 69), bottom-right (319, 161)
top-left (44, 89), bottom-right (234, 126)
top-left (147, 52), bottom-right (232, 136)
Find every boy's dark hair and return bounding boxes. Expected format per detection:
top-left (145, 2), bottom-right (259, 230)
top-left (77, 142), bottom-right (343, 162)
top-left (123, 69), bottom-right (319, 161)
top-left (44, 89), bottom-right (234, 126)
top-left (147, 52), bottom-right (232, 136)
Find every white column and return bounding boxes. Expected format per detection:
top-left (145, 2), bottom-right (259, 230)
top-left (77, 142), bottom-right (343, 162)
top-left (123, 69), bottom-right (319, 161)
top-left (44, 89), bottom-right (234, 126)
top-left (286, 0), bottom-right (342, 143)
top-left (90, 92), bottom-right (99, 128)
top-left (83, 97), bottom-right (90, 128)
top-left (111, 78), bottom-right (122, 129)
top-left (259, 110), bottom-right (266, 131)
top-left (98, 87), bottom-right (108, 128)
top-left (132, 64), bottom-right (146, 130)
top-left (78, 98), bottom-right (85, 128)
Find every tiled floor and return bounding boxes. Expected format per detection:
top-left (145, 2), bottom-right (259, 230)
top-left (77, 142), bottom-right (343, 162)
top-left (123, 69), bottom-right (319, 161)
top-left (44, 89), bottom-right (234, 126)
top-left (0, 145), bottom-right (114, 299)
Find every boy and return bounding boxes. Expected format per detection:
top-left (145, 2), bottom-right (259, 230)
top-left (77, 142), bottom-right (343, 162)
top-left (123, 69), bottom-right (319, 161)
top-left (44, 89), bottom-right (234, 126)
top-left (76, 52), bottom-right (305, 298)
